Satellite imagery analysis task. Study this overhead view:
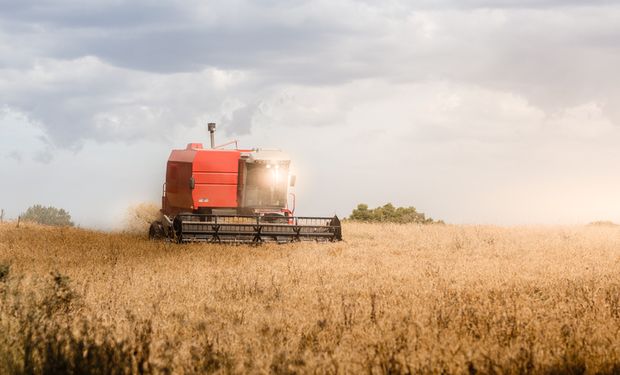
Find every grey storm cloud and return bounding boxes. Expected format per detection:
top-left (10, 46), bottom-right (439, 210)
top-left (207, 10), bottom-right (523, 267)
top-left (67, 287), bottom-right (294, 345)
top-left (1, 0), bottom-right (620, 150)
top-left (0, 0), bottom-right (349, 73)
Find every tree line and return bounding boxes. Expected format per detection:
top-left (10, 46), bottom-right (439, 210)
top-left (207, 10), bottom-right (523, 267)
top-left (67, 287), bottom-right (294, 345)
top-left (19, 204), bottom-right (74, 227)
top-left (348, 203), bottom-right (442, 224)
top-left (12, 203), bottom-right (440, 227)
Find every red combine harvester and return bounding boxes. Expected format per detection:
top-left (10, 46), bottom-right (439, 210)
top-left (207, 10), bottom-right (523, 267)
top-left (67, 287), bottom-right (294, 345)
top-left (149, 123), bottom-right (342, 243)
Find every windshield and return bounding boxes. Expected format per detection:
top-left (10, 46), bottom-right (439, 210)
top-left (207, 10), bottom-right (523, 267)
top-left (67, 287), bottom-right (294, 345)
top-left (242, 162), bottom-right (289, 208)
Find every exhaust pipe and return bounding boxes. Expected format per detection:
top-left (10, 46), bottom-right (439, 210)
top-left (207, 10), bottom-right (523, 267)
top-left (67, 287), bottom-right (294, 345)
top-left (208, 123), bottom-right (216, 149)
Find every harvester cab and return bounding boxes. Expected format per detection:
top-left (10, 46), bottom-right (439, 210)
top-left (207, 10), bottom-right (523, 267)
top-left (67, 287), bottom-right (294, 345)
top-left (149, 123), bottom-right (342, 243)
top-left (238, 149), bottom-right (292, 216)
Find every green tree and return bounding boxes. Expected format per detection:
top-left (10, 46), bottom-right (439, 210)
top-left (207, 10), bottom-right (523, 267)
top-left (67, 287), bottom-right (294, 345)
top-left (349, 203), bottom-right (440, 224)
top-left (21, 204), bottom-right (74, 227)
top-left (350, 203), bottom-right (371, 221)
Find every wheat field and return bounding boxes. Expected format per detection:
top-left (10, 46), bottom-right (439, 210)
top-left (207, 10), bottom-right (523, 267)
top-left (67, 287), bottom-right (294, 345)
top-left (2, 221), bottom-right (620, 374)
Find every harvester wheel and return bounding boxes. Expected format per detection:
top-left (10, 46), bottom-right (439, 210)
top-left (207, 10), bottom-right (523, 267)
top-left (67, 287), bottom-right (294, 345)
top-left (148, 221), bottom-right (165, 240)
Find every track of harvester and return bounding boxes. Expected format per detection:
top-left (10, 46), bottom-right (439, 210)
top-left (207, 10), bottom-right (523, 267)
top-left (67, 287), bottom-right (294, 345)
top-left (151, 214), bottom-right (342, 244)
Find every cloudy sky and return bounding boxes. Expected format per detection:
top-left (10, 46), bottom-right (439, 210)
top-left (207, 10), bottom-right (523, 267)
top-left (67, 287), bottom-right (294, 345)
top-left (1, 0), bottom-right (620, 228)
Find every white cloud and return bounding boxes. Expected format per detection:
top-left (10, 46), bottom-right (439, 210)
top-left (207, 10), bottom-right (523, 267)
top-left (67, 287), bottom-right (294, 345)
top-left (0, 56), bottom-right (264, 147)
top-left (1, 0), bottom-right (620, 226)
top-left (224, 79), bottom-right (620, 224)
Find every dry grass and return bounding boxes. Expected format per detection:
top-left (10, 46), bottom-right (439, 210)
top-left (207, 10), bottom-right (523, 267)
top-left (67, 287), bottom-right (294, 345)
top-left (2, 221), bottom-right (620, 374)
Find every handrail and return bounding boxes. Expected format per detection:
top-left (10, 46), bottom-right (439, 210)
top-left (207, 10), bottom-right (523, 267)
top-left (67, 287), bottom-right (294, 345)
top-left (215, 140), bottom-right (239, 150)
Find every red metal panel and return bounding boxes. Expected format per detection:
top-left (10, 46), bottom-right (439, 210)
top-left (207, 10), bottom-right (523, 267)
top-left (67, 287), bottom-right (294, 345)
top-left (192, 150), bottom-right (241, 208)
top-left (163, 147), bottom-right (242, 214)
top-left (165, 158), bottom-right (194, 212)
top-left (193, 150), bottom-right (240, 172)
top-left (167, 148), bottom-right (195, 163)
top-left (193, 172), bottom-right (238, 185)
top-left (192, 185), bottom-right (238, 207)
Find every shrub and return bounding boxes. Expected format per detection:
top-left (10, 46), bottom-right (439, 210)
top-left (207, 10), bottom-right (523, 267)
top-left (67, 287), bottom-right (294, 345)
top-left (20, 205), bottom-right (74, 227)
top-left (349, 203), bottom-right (441, 224)
top-left (588, 221), bottom-right (618, 227)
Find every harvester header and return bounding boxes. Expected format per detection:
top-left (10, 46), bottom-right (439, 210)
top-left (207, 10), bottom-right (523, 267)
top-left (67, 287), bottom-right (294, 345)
top-left (149, 123), bottom-right (342, 243)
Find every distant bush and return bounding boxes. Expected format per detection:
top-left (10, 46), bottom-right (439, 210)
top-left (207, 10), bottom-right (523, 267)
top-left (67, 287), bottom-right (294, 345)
top-left (349, 203), bottom-right (441, 224)
top-left (20, 204), bottom-right (74, 227)
top-left (588, 221), bottom-right (618, 227)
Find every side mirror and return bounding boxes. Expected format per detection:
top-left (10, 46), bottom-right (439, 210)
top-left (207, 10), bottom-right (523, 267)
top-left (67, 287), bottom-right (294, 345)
top-left (289, 175), bottom-right (296, 187)
top-left (189, 176), bottom-right (195, 190)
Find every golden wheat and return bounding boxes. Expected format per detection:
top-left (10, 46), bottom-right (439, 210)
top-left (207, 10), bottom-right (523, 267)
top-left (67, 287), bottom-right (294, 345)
top-left (2, 221), bottom-right (620, 374)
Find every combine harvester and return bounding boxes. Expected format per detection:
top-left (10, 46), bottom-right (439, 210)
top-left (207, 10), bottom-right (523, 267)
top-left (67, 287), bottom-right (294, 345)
top-left (149, 123), bottom-right (342, 243)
